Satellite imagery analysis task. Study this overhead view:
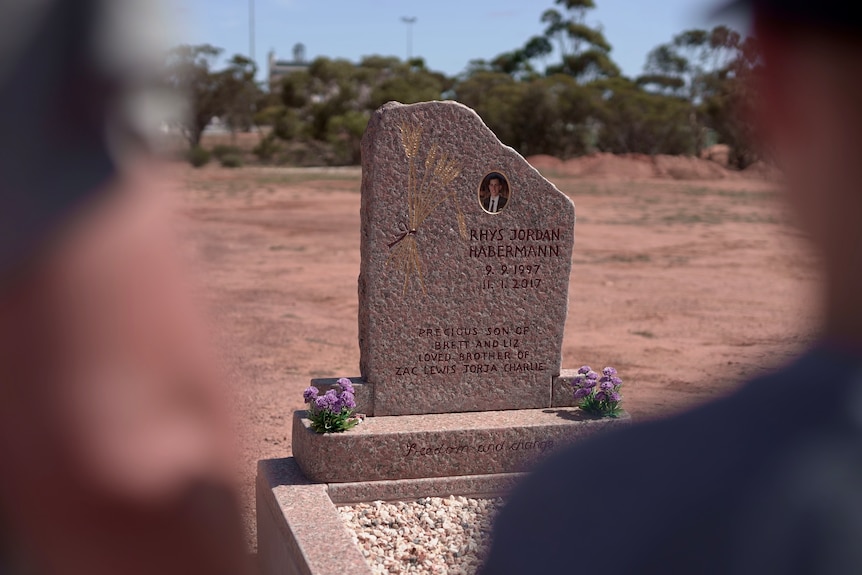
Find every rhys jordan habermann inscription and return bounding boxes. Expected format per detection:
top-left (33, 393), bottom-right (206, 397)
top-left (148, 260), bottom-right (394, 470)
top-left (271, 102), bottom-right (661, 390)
top-left (359, 101), bottom-right (575, 416)
top-left (469, 228), bottom-right (564, 292)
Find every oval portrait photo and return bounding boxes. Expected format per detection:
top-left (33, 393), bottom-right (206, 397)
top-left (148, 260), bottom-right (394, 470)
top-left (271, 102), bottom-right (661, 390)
top-left (479, 172), bottom-right (511, 215)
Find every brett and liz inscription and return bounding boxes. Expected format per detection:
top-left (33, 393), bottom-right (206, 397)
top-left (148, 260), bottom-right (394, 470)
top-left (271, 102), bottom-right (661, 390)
top-left (395, 324), bottom-right (546, 377)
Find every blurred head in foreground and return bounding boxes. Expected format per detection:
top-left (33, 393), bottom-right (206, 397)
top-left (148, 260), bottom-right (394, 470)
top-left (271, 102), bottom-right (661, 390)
top-left (749, 1), bottom-right (862, 342)
top-left (0, 1), bottom-right (245, 574)
top-left (482, 2), bottom-right (862, 575)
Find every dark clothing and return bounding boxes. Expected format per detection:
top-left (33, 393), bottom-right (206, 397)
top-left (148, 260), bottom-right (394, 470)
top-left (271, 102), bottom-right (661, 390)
top-left (482, 195), bottom-right (507, 213)
top-left (719, 0), bottom-right (862, 32)
top-left (484, 344), bottom-right (862, 575)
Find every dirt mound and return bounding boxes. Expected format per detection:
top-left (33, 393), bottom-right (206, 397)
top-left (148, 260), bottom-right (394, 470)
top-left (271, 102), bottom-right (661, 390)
top-left (652, 154), bottom-right (738, 180)
top-left (743, 160), bottom-right (782, 181)
top-left (525, 154), bottom-right (564, 171)
top-left (526, 152), bottom-right (767, 181)
top-left (700, 144), bottom-right (731, 167)
top-left (568, 153), bottom-right (656, 180)
top-left (525, 153), bottom-right (657, 180)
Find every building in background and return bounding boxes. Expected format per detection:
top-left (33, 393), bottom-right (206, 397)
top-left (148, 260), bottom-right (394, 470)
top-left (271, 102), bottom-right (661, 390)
top-left (268, 43), bottom-right (309, 91)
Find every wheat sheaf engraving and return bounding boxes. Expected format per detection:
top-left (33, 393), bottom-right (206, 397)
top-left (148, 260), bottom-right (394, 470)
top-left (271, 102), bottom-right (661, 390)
top-left (386, 121), bottom-right (467, 295)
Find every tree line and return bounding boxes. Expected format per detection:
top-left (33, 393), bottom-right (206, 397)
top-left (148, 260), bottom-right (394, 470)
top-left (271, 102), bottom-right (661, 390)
top-left (165, 0), bottom-right (759, 168)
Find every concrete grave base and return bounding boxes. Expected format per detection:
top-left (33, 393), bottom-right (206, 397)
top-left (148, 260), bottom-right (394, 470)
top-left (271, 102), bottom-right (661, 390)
top-left (292, 407), bottom-right (631, 484)
top-left (262, 410), bottom-right (630, 574)
top-left (256, 457), bottom-right (525, 575)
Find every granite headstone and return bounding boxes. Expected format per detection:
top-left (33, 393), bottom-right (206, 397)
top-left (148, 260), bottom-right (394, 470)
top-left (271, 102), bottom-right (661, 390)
top-left (358, 101), bottom-right (575, 416)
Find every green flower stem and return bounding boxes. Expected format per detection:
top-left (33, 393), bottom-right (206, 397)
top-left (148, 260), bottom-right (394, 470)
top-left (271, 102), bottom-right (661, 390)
top-left (309, 407), bottom-right (359, 434)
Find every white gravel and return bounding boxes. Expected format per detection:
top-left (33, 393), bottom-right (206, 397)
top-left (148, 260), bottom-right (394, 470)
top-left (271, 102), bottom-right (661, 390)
top-left (338, 496), bottom-right (504, 574)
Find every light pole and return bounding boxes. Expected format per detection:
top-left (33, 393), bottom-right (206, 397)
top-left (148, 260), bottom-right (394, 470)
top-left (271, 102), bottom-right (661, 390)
top-left (249, 0), bottom-right (256, 62)
top-left (401, 16), bottom-right (417, 61)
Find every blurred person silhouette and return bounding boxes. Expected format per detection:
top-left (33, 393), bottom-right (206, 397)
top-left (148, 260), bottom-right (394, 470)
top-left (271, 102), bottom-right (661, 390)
top-left (483, 1), bottom-right (862, 574)
top-left (0, 1), bottom-right (246, 574)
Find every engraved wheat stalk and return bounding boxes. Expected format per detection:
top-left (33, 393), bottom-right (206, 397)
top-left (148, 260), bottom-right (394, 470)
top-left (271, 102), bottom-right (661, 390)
top-left (388, 121), bottom-right (465, 295)
top-left (400, 123), bottom-right (422, 229)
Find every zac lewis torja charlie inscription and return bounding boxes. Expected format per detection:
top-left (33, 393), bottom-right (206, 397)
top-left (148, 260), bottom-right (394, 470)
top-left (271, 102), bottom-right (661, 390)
top-left (358, 101), bottom-right (575, 417)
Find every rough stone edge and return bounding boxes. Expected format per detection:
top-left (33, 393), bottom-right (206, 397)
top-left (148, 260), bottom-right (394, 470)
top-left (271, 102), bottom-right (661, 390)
top-left (257, 459), bottom-right (371, 575)
top-left (309, 377), bottom-right (374, 416)
top-left (256, 457), bottom-right (525, 575)
top-left (363, 100), bottom-right (575, 211)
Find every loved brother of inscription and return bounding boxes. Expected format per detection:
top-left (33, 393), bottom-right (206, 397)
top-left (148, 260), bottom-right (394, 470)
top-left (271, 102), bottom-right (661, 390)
top-left (358, 101), bottom-right (575, 416)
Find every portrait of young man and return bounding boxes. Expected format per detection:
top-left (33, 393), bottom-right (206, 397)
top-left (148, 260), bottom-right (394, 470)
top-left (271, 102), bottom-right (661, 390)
top-left (480, 172), bottom-right (509, 214)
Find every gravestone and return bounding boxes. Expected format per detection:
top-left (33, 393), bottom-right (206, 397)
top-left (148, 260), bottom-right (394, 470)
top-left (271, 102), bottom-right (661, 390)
top-left (289, 100), bottom-right (629, 485)
top-left (358, 101), bottom-right (575, 416)
top-left (260, 101), bottom-right (631, 573)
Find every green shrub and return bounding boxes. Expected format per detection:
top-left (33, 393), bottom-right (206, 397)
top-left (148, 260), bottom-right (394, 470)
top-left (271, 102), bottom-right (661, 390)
top-left (219, 153), bottom-right (243, 168)
top-left (253, 134), bottom-right (281, 162)
top-left (211, 144), bottom-right (242, 161)
top-left (187, 146), bottom-right (211, 168)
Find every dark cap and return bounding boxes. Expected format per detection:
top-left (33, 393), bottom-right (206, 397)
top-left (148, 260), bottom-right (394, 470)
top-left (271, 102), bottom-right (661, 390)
top-left (717, 0), bottom-right (862, 30)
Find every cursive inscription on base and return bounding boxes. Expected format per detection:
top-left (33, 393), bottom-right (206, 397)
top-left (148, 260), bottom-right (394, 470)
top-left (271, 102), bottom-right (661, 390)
top-left (402, 439), bottom-right (555, 458)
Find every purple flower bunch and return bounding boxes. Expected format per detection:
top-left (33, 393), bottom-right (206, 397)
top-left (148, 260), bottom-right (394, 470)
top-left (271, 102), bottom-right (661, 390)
top-left (570, 366), bottom-right (624, 417)
top-left (303, 378), bottom-right (359, 433)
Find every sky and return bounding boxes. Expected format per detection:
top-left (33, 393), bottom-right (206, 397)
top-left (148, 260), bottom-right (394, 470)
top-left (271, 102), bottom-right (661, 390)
top-left (170, 0), bottom-right (747, 82)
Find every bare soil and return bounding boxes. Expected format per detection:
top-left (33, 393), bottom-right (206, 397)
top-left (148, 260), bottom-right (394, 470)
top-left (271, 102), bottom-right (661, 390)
top-left (169, 161), bottom-right (819, 549)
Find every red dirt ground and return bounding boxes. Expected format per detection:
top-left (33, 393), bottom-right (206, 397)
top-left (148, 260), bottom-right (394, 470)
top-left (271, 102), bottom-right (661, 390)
top-left (168, 161), bottom-right (819, 549)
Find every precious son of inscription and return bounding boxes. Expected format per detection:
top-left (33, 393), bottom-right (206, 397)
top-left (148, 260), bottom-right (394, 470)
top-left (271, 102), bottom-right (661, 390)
top-left (386, 121), bottom-right (467, 295)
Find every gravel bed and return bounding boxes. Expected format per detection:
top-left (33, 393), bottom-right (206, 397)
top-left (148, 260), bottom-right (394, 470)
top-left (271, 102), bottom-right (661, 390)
top-left (339, 496), bottom-right (504, 574)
